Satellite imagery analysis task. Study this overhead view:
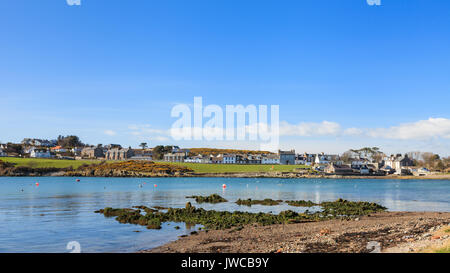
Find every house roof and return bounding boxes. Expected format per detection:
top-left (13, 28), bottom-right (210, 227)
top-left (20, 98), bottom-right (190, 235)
top-left (279, 150), bottom-right (295, 155)
top-left (328, 163), bottom-right (352, 170)
top-left (165, 152), bottom-right (187, 156)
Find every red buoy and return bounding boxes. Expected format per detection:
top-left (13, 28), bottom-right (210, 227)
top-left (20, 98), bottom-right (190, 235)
top-left (76, 179), bottom-right (80, 182)
top-left (35, 183), bottom-right (39, 187)
top-left (154, 184), bottom-right (158, 188)
top-left (222, 184), bottom-right (227, 189)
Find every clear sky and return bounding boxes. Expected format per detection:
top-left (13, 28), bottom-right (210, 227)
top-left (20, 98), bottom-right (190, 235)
top-left (1, 0), bottom-right (449, 156)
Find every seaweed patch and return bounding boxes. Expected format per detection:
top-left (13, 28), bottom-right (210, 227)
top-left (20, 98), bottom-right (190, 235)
top-left (95, 199), bottom-right (387, 231)
top-left (186, 194), bottom-right (228, 204)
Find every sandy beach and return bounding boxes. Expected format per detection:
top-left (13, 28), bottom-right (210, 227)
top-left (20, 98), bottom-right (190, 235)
top-left (146, 212), bottom-right (450, 253)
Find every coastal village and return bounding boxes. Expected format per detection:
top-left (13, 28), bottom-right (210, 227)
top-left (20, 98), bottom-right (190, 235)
top-left (1, 136), bottom-right (449, 177)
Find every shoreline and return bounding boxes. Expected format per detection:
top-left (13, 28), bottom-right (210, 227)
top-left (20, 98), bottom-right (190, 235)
top-left (2, 159), bottom-right (449, 179)
top-left (145, 211), bottom-right (450, 253)
top-left (1, 172), bottom-right (450, 180)
top-left (179, 172), bottom-right (450, 180)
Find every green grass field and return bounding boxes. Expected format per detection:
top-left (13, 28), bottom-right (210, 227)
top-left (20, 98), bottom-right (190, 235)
top-left (162, 161), bottom-right (307, 173)
top-left (1, 157), bottom-right (307, 173)
top-left (0, 157), bottom-right (101, 169)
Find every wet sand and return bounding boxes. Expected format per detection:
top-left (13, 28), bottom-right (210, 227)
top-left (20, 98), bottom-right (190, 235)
top-left (146, 212), bottom-right (450, 253)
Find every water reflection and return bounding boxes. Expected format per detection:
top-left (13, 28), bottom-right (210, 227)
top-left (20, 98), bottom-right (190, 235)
top-left (0, 177), bottom-right (448, 253)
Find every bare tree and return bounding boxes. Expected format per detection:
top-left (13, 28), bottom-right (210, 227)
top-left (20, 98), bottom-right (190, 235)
top-left (340, 151), bottom-right (353, 163)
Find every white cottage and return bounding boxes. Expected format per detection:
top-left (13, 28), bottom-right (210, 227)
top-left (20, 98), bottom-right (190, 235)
top-left (262, 154), bottom-right (280, 165)
top-left (223, 154), bottom-right (237, 164)
top-left (30, 148), bottom-right (52, 158)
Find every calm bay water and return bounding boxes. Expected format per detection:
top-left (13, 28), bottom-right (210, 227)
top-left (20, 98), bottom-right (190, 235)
top-left (0, 176), bottom-right (449, 253)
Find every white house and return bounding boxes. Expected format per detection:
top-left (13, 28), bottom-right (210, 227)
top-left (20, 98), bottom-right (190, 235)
top-left (262, 154), bottom-right (280, 165)
top-left (163, 152), bottom-right (187, 162)
top-left (295, 154), bottom-right (307, 165)
top-left (21, 138), bottom-right (55, 147)
top-left (0, 148), bottom-right (7, 157)
top-left (184, 154), bottom-right (213, 164)
top-left (360, 164), bottom-right (370, 175)
top-left (315, 155), bottom-right (327, 165)
top-left (30, 148), bottom-right (52, 158)
top-left (129, 155), bottom-right (153, 161)
top-left (34, 140), bottom-right (43, 146)
top-left (314, 153), bottom-right (338, 165)
top-left (72, 147), bottom-right (83, 156)
top-left (184, 157), bottom-right (200, 163)
top-left (384, 154), bottom-right (414, 174)
top-left (296, 153), bottom-right (315, 166)
top-left (185, 155), bottom-right (204, 163)
top-left (223, 154), bottom-right (237, 164)
top-left (23, 147), bottom-right (34, 154)
top-left (351, 158), bottom-right (370, 169)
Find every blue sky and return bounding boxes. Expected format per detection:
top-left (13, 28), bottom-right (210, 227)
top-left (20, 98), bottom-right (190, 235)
top-left (1, 0), bottom-right (450, 155)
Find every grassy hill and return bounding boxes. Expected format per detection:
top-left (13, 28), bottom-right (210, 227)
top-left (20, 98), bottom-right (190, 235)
top-left (163, 162), bottom-right (305, 173)
top-left (0, 157), bottom-right (101, 169)
top-left (0, 157), bottom-right (307, 174)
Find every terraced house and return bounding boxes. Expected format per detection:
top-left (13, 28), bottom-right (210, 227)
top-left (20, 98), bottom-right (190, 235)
top-left (81, 147), bottom-right (105, 159)
top-left (164, 152), bottom-right (187, 162)
top-left (261, 154), bottom-right (280, 164)
top-left (222, 154), bottom-right (237, 164)
top-left (30, 148), bottom-right (51, 158)
top-left (105, 148), bottom-right (135, 161)
top-left (384, 154), bottom-right (414, 174)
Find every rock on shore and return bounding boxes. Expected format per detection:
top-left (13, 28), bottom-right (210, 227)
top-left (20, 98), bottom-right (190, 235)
top-left (145, 212), bottom-right (450, 253)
